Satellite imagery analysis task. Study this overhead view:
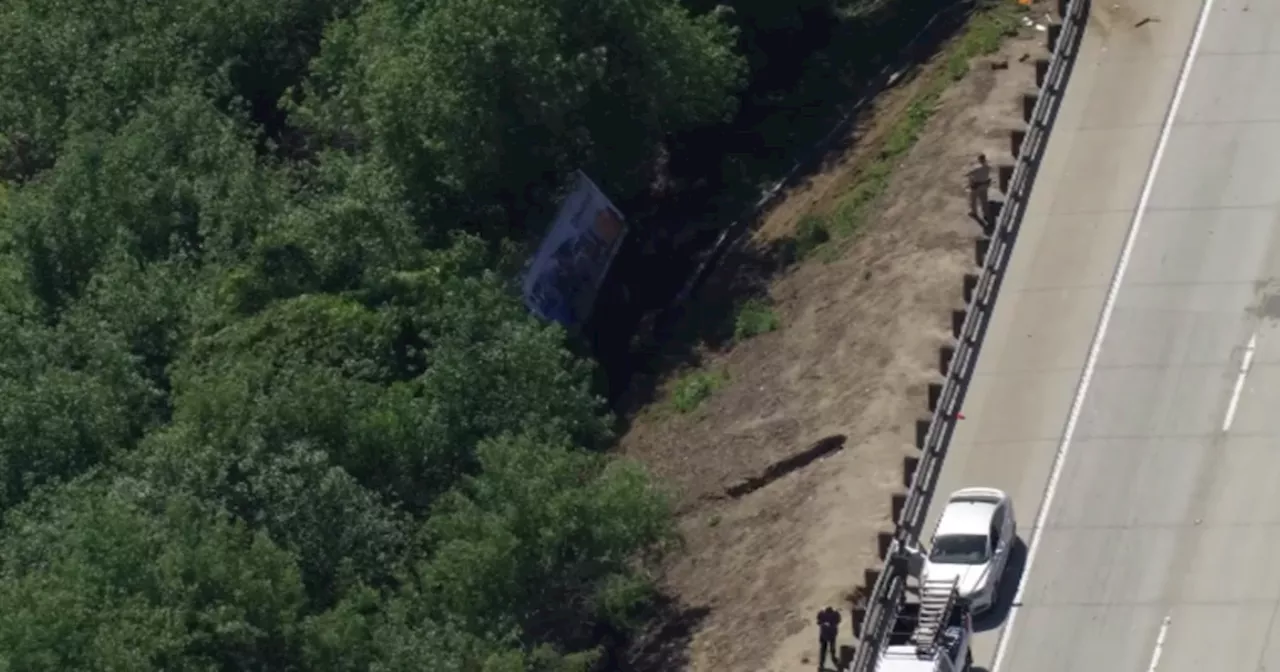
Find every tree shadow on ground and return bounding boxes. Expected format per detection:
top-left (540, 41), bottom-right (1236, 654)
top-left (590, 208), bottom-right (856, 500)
top-left (607, 234), bottom-right (794, 424)
top-left (591, 0), bottom-right (991, 419)
top-left (605, 593), bottom-right (712, 672)
top-left (652, 0), bottom-right (989, 226)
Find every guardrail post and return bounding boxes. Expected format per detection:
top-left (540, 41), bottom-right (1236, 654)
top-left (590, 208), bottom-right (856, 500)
top-left (1010, 128), bottom-right (1027, 158)
top-left (915, 419), bottom-right (931, 449)
top-left (1021, 92), bottom-right (1039, 123)
top-left (962, 274), bottom-right (978, 302)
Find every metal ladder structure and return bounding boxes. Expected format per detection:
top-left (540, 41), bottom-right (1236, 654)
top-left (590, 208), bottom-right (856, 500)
top-left (910, 577), bottom-right (959, 655)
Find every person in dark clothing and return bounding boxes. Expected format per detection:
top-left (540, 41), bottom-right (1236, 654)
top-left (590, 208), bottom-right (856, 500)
top-left (816, 606), bottom-right (842, 671)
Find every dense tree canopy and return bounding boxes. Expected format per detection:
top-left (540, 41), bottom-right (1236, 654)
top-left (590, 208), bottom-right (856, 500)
top-left (0, 0), bottom-right (737, 666)
top-left (0, 0), bottom-right (907, 667)
top-left (291, 0), bottom-right (744, 237)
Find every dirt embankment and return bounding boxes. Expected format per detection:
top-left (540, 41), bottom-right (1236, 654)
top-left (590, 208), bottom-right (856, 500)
top-left (618, 5), bottom-right (1056, 671)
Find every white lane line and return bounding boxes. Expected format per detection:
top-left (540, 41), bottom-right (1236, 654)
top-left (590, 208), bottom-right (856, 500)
top-left (1222, 331), bottom-right (1258, 432)
top-left (989, 0), bottom-right (1219, 668)
top-left (1146, 616), bottom-right (1172, 672)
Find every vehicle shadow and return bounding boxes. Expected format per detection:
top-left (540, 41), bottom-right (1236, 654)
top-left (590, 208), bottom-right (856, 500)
top-left (974, 536), bottom-right (1027, 633)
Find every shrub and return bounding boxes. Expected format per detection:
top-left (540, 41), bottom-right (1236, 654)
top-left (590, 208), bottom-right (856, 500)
top-left (734, 298), bottom-right (780, 341)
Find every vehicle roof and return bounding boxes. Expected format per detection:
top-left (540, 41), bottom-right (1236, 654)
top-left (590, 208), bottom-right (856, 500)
top-left (877, 660), bottom-right (940, 672)
top-left (934, 498), bottom-right (997, 537)
top-left (878, 648), bottom-right (945, 672)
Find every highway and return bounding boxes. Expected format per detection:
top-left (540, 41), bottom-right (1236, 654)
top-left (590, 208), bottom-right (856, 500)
top-left (919, 0), bottom-right (1280, 670)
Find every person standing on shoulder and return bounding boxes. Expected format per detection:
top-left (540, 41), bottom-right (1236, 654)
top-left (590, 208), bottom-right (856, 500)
top-left (966, 153), bottom-right (993, 223)
top-left (903, 539), bottom-right (929, 580)
top-left (816, 606), bottom-right (842, 671)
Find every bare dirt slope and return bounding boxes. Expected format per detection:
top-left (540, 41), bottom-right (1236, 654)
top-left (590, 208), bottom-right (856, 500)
top-left (619, 7), bottom-right (1055, 671)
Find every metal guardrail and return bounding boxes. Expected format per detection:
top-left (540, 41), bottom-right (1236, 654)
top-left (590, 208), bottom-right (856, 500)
top-left (847, 1), bottom-right (1090, 671)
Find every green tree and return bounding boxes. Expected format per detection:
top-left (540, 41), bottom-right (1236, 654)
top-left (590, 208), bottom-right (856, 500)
top-left (0, 477), bottom-right (306, 671)
top-left (420, 432), bottom-right (673, 648)
top-left (0, 0), bottom-right (359, 180)
top-left (171, 249), bottom-right (611, 511)
top-left (0, 310), bottom-right (156, 512)
top-left (0, 0), bottom-right (711, 666)
top-left (128, 430), bottom-right (412, 611)
top-left (254, 152), bottom-right (421, 299)
top-left (5, 87), bottom-right (278, 318)
top-left (293, 0), bottom-right (745, 238)
top-left (0, 90), bottom-right (280, 514)
top-left (301, 585), bottom-right (504, 672)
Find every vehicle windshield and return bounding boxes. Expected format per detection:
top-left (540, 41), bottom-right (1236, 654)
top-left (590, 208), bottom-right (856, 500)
top-left (929, 533), bottom-right (989, 565)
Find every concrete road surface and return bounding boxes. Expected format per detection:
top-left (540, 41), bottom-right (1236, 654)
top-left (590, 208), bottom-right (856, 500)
top-left (919, 0), bottom-right (1280, 670)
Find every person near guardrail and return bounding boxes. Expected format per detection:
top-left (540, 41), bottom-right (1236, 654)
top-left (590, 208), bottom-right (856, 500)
top-left (966, 154), bottom-right (992, 224)
top-left (817, 606), bottom-right (842, 671)
top-left (903, 539), bottom-right (928, 579)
